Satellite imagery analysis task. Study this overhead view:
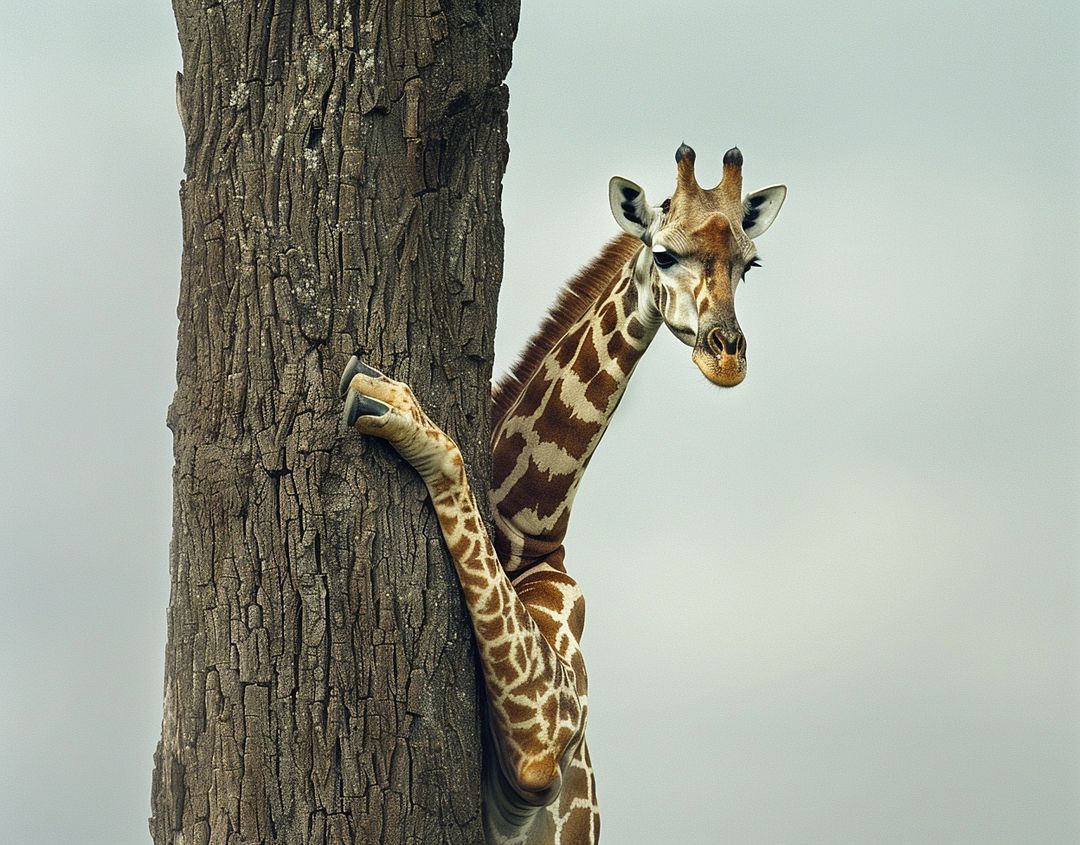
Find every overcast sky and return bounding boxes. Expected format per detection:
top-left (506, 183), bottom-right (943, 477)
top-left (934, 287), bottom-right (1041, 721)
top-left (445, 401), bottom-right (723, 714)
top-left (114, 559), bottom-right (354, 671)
top-left (1, 2), bottom-right (1078, 844)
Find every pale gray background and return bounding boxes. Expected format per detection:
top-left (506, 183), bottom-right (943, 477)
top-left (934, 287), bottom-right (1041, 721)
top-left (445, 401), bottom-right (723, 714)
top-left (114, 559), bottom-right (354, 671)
top-left (1, 1), bottom-right (1077, 843)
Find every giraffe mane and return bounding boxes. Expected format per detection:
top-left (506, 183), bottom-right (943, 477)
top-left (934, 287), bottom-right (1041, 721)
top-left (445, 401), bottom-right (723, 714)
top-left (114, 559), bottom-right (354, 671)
top-left (492, 232), bottom-right (642, 428)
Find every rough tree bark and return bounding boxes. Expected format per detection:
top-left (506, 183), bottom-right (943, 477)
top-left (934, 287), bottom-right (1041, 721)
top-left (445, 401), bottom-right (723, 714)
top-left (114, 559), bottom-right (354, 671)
top-left (151, 2), bottom-right (519, 842)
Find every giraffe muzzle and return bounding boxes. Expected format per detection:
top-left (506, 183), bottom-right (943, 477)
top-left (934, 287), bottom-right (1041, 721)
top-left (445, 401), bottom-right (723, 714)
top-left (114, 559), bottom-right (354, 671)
top-left (693, 326), bottom-right (747, 387)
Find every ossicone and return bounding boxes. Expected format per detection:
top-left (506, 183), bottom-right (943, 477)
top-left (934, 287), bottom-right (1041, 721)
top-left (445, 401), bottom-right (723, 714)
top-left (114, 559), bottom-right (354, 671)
top-left (675, 142), bottom-right (696, 165)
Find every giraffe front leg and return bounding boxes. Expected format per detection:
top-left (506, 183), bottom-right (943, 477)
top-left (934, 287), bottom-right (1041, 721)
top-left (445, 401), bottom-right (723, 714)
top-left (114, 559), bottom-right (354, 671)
top-left (338, 355), bottom-right (587, 816)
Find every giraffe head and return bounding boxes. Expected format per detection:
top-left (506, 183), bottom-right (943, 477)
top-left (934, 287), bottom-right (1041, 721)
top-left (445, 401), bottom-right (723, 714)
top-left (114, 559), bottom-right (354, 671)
top-left (609, 144), bottom-right (786, 387)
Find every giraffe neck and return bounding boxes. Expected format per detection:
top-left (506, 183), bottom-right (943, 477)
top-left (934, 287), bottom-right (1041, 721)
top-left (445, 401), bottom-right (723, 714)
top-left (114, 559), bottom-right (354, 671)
top-left (491, 234), bottom-right (661, 571)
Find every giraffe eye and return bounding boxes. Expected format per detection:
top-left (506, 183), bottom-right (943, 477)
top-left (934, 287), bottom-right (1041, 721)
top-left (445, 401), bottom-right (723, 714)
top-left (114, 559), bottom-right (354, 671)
top-left (742, 256), bottom-right (762, 279)
top-left (652, 249), bottom-right (678, 270)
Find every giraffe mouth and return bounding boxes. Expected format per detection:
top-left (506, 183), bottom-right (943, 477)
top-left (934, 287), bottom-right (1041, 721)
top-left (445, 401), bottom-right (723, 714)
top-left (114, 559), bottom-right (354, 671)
top-left (692, 346), bottom-right (746, 387)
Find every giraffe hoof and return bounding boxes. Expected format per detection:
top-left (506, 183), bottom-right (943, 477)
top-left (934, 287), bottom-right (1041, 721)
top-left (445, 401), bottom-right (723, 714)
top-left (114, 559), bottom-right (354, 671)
top-left (343, 389), bottom-right (391, 427)
top-left (338, 355), bottom-right (383, 397)
top-left (338, 356), bottom-right (361, 397)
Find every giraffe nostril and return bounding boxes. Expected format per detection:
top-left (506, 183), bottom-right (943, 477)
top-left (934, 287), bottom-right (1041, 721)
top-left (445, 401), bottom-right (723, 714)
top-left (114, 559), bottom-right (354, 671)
top-left (708, 328), bottom-right (744, 357)
top-left (706, 328), bottom-right (724, 356)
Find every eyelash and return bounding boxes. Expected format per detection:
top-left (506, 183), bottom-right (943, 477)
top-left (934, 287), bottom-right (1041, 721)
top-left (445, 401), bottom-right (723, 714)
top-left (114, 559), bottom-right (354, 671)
top-left (742, 257), bottom-right (762, 279)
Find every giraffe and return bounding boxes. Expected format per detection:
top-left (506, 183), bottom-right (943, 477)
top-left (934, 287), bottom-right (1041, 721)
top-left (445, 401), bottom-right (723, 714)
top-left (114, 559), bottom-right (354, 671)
top-left (340, 144), bottom-right (785, 843)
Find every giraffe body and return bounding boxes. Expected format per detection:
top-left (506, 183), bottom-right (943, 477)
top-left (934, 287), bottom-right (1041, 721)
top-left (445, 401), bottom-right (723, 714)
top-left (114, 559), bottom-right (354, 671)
top-left (341, 145), bottom-right (785, 843)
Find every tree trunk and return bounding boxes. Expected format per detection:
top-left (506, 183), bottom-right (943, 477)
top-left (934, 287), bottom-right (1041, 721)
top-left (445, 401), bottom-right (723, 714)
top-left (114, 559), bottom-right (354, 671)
top-left (151, 2), bottom-right (518, 843)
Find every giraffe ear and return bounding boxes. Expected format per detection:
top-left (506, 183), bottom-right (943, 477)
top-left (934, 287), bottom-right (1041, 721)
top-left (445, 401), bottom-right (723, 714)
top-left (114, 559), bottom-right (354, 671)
top-left (609, 177), bottom-right (654, 239)
top-left (742, 185), bottom-right (787, 238)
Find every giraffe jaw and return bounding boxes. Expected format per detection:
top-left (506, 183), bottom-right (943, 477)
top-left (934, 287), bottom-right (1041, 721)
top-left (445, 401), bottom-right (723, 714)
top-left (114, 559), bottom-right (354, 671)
top-left (692, 346), bottom-right (747, 387)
